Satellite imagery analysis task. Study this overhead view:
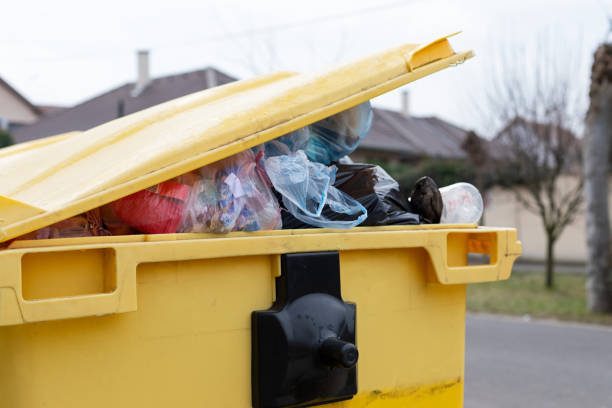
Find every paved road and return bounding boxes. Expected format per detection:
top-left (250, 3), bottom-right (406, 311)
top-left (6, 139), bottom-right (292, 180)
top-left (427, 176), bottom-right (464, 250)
top-left (465, 314), bottom-right (612, 408)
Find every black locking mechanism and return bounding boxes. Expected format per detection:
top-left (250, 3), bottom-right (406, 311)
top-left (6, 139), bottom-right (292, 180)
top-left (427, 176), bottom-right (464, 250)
top-left (251, 252), bottom-right (357, 408)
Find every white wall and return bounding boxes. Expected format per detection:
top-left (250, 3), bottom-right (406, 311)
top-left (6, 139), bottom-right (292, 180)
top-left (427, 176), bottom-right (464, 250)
top-left (484, 178), bottom-right (603, 263)
top-left (0, 83), bottom-right (38, 125)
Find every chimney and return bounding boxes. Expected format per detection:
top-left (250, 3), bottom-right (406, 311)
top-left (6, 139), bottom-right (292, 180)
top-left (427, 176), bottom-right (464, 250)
top-left (401, 90), bottom-right (410, 116)
top-left (131, 50), bottom-right (151, 97)
top-left (205, 68), bottom-right (217, 88)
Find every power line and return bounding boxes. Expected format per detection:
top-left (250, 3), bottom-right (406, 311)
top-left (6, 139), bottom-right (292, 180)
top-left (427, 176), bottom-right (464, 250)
top-left (185, 0), bottom-right (411, 45)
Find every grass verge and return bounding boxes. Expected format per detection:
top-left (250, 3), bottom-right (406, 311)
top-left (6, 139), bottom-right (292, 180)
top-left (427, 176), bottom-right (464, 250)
top-left (466, 270), bottom-right (612, 325)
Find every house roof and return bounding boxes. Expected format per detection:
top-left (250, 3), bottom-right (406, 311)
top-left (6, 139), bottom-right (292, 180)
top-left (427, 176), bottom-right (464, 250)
top-left (490, 117), bottom-right (580, 160)
top-left (361, 107), bottom-right (468, 159)
top-left (36, 105), bottom-right (67, 116)
top-left (12, 67), bottom-right (236, 143)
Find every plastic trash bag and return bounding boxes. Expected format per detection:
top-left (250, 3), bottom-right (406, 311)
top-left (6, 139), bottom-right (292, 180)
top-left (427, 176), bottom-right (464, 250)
top-left (18, 209), bottom-right (110, 240)
top-left (280, 163), bottom-right (419, 229)
top-left (256, 102), bottom-right (372, 164)
top-left (111, 181), bottom-right (191, 234)
top-left (100, 204), bottom-right (139, 235)
top-left (179, 151), bottom-right (282, 233)
top-left (305, 101), bottom-right (373, 164)
top-left (264, 151), bottom-right (367, 229)
top-left (335, 164), bottom-right (419, 226)
top-left (111, 151), bottom-right (282, 234)
top-left (259, 128), bottom-right (310, 158)
top-left (408, 176), bottom-right (443, 224)
top-left (439, 182), bottom-right (483, 224)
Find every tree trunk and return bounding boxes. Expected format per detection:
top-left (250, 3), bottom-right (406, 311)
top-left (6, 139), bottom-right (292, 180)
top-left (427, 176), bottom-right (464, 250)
top-left (584, 45), bottom-right (612, 313)
top-left (545, 235), bottom-right (555, 289)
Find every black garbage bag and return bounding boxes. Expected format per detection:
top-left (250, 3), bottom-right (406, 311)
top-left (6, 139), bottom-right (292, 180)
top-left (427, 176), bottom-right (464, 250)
top-left (281, 163), bottom-right (419, 229)
top-left (408, 176), bottom-right (443, 224)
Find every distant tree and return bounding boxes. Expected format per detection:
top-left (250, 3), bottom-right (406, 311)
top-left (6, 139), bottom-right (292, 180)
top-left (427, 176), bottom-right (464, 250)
top-left (584, 43), bottom-right (612, 313)
top-left (461, 131), bottom-right (489, 192)
top-left (387, 158), bottom-right (477, 193)
top-left (0, 129), bottom-right (14, 148)
top-left (485, 37), bottom-right (584, 289)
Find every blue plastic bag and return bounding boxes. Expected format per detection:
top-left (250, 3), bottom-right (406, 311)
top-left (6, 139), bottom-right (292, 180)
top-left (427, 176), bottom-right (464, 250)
top-left (263, 150), bottom-right (367, 229)
top-left (260, 128), bottom-right (310, 158)
top-left (305, 101), bottom-right (373, 164)
top-left (257, 101), bottom-right (373, 164)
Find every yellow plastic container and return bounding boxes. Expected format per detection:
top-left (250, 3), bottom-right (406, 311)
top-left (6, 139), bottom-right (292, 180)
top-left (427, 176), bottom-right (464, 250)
top-left (0, 33), bottom-right (521, 408)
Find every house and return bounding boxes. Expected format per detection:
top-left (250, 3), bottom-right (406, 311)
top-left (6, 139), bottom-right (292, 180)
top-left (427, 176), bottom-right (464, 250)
top-left (12, 51), bottom-right (236, 144)
top-left (0, 76), bottom-right (41, 131)
top-left (484, 118), bottom-right (591, 266)
top-left (352, 106), bottom-right (468, 163)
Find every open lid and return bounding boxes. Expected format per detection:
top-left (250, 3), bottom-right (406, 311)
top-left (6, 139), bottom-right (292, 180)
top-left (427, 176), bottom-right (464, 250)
top-left (0, 33), bottom-right (473, 242)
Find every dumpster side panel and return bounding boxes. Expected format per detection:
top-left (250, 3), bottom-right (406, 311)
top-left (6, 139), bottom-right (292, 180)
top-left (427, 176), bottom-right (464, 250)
top-left (0, 247), bottom-right (466, 407)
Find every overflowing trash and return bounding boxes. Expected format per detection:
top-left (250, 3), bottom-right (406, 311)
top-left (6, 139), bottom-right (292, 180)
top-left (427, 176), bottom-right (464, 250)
top-left (280, 163), bottom-right (419, 229)
top-left (263, 150), bottom-right (367, 229)
top-left (113, 150), bottom-right (282, 234)
top-left (15, 101), bottom-right (484, 241)
top-left (18, 209), bottom-right (110, 240)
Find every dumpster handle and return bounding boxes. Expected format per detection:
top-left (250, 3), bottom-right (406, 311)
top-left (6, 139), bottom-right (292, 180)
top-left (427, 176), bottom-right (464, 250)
top-left (0, 253), bottom-right (137, 326)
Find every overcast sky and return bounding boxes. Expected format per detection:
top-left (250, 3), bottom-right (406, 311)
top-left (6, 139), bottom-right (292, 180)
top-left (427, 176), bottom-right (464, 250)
top-left (1, 0), bottom-right (608, 136)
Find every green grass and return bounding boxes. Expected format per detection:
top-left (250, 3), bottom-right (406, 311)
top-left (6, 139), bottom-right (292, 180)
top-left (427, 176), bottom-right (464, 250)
top-left (467, 270), bottom-right (612, 325)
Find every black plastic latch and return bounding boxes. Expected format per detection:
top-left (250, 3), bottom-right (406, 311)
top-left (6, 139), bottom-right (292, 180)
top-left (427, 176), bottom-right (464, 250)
top-left (252, 252), bottom-right (357, 408)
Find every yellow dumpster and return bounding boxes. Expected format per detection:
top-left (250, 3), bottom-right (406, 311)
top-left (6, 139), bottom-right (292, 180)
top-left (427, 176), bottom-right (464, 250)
top-left (0, 33), bottom-right (521, 408)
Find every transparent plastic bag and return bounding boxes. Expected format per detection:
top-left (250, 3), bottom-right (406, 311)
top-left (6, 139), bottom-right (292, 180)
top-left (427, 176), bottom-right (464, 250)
top-left (264, 150), bottom-right (367, 229)
top-left (439, 182), bottom-right (483, 224)
top-left (263, 150), bottom-right (332, 217)
top-left (256, 102), bottom-right (372, 165)
top-left (284, 183), bottom-right (368, 229)
top-left (18, 209), bottom-right (110, 240)
top-left (111, 151), bottom-right (281, 234)
top-left (280, 163), bottom-right (418, 229)
top-left (305, 101), bottom-right (373, 164)
top-left (258, 128), bottom-right (310, 158)
top-left (179, 150), bottom-right (282, 233)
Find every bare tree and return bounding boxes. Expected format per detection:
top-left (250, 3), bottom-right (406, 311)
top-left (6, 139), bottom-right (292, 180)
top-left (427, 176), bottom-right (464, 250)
top-left (485, 36), bottom-right (584, 289)
top-left (584, 44), bottom-right (612, 313)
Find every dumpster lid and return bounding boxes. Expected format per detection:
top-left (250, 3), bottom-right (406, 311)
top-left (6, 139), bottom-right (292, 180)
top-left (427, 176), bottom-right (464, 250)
top-left (0, 33), bottom-right (472, 242)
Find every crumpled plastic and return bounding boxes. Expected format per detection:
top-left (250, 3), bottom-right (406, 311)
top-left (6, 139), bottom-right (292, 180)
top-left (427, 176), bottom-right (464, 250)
top-left (334, 163), bottom-right (419, 226)
top-left (18, 209), bottom-right (110, 240)
top-left (111, 181), bottom-right (191, 234)
top-left (264, 150), bottom-right (367, 229)
top-left (179, 151), bottom-right (282, 233)
top-left (259, 127), bottom-right (310, 158)
top-left (110, 150), bottom-right (281, 234)
top-left (305, 101), bottom-right (373, 164)
top-left (281, 163), bottom-right (419, 229)
top-left (258, 102), bottom-right (373, 165)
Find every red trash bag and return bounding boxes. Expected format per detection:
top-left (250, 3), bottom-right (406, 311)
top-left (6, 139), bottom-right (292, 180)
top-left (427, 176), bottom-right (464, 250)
top-left (111, 181), bottom-right (190, 234)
